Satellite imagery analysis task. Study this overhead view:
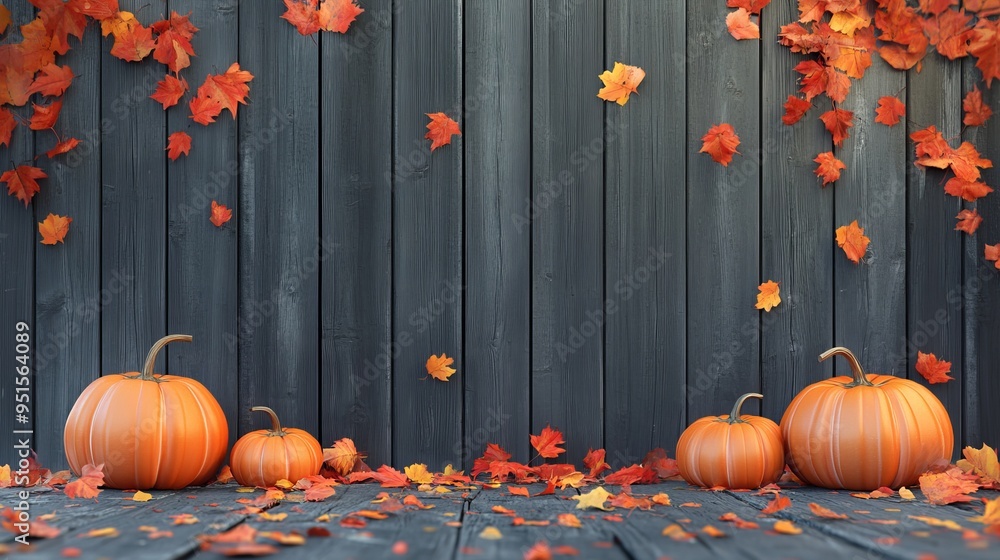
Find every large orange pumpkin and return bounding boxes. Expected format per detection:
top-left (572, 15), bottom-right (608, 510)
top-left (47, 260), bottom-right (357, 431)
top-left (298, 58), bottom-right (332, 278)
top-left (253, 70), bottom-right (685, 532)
top-left (676, 393), bottom-right (784, 489)
top-left (230, 406), bottom-right (323, 488)
top-left (64, 335), bottom-right (229, 490)
top-left (781, 347), bottom-right (953, 490)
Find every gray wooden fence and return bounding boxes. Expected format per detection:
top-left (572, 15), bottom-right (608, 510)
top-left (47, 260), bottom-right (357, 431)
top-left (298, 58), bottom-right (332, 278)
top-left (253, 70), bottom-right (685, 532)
top-left (1, 0), bottom-right (997, 472)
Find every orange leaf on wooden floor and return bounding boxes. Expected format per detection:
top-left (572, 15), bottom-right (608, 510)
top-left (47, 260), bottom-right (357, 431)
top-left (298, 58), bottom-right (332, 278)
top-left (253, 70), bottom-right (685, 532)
top-left (372, 465), bottom-right (409, 488)
top-left (557, 513), bottom-right (582, 528)
top-left (167, 131), bottom-right (192, 161)
top-left (282, 0), bottom-right (321, 35)
top-left (425, 353), bottom-right (457, 381)
top-left (110, 24), bottom-right (156, 62)
top-left (782, 95), bottom-right (812, 125)
top-left (151, 74), bottom-right (189, 109)
top-left (718, 512), bottom-right (759, 529)
top-left (583, 449), bottom-right (610, 478)
top-left (986, 243), bottom-right (1000, 269)
top-left (727, 8), bottom-right (760, 40)
top-left (970, 17), bottom-right (1000, 87)
top-left (27, 64), bottom-right (74, 97)
top-left (318, 0), bottom-right (365, 34)
top-left (915, 352), bottom-right (953, 384)
top-left (45, 138), bottom-right (80, 159)
top-left (835, 220), bottom-right (870, 264)
top-left (919, 467), bottom-right (981, 505)
top-left (955, 209), bottom-right (983, 236)
top-left (524, 541), bottom-right (552, 560)
top-left (29, 100), bottom-right (63, 131)
top-left (210, 200), bottom-right (232, 228)
top-left (425, 112), bottom-right (461, 151)
top-left (944, 178), bottom-right (994, 202)
top-left (152, 12), bottom-right (199, 74)
top-left (773, 519), bottom-right (802, 534)
top-left (79, 0), bottom-right (122, 22)
top-left (508, 485), bottom-right (530, 497)
top-left (0, 107), bottom-right (16, 147)
top-left (808, 502), bottom-right (848, 519)
top-left (699, 123), bottom-right (741, 166)
top-left (189, 63), bottom-right (255, 125)
top-left (874, 96), bottom-right (906, 127)
top-left (755, 280), bottom-right (781, 312)
top-left (819, 108), bottom-right (854, 147)
top-left (814, 151), bottom-right (846, 186)
top-left (530, 425), bottom-right (566, 459)
top-left (597, 62), bottom-right (645, 106)
top-left (3, 165), bottom-right (47, 206)
top-left (963, 87), bottom-right (993, 127)
top-left (762, 494), bottom-right (791, 514)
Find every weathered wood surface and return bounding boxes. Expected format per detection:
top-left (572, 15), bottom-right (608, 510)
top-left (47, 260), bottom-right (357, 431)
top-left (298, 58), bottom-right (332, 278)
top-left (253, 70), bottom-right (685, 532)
top-left (2, 482), bottom-right (996, 559)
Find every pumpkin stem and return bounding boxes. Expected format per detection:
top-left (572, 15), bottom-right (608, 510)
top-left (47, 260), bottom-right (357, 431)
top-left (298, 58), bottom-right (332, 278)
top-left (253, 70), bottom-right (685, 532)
top-left (140, 335), bottom-right (193, 380)
top-left (819, 347), bottom-right (874, 387)
top-left (252, 406), bottom-right (286, 436)
top-left (726, 393), bottom-right (763, 423)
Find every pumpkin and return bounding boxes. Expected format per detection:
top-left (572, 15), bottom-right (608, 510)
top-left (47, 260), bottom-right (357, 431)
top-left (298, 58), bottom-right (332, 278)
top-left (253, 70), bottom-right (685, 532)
top-left (781, 347), bottom-right (953, 490)
top-left (64, 335), bottom-right (229, 490)
top-left (229, 406), bottom-right (323, 488)
top-left (676, 393), bottom-right (784, 489)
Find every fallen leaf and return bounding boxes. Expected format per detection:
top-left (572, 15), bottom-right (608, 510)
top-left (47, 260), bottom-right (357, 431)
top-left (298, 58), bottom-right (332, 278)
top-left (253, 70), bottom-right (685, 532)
top-left (957, 444), bottom-right (1000, 487)
top-left (773, 519), bottom-right (802, 535)
top-left (956, 209), bottom-right (984, 236)
top-left (651, 493), bottom-right (671, 506)
top-left (132, 490), bottom-right (152, 502)
top-left (29, 100), bottom-right (63, 131)
top-left (27, 64), bottom-right (74, 97)
top-left (719, 512), bottom-right (759, 529)
top-left (304, 484), bottom-right (336, 502)
top-left (964, 86), bottom-right (993, 127)
top-left (662, 523), bottom-right (696, 541)
top-left (583, 449), bottom-right (610, 478)
top-left (597, 62), bottom-right (646, 106)
top-left (987, 244), bottom-right (1000, 270)
top-left (836, 220), bottom-right (870, 264)
top-left (324, 437), bottom-right (360, 475)
top-left (699, 123), bottom-right (741, 166)
top-left (404, 463), bottom-right (433, 485)
top-left (727, 8), bottom-right (761, 40)
top-left (530, 425), bottom-right (566, 458)
top-left (0, 107), bottom-right (15, 147)
top-left (875, 96), bottom-right (906, 126)
top-left (727, 0), bottom-right (771, 15)
top-left (557, 513), bottom-right (581, 528)
top-left (317, 0), bottom-right (364, 33)
top-left (808, 502), bottom-right (848, 519)
top-left (814, 151), bottom-right (846, 186)
top-left (479, 526), bottom-right (502, 540)
top-left (372, 465), bottom-right (409, 488)
top-left (762, 494), bottom-right (792, 514)
top-left (755, 280), bottom-right (781, 312)
top-left (425, 113), bottom-right (461, 152)
top-left (2, 165), bottom-right (48, 206)
top-left (915, 352), bottom-right (953, 384)
top-left (189, 63), bottom-right (254, 125)
top-left (38, 214), bottom-right (72, 245)
top-left (151, 74), bottom-right (189, 109)
top-left (392, 541), bottom-right (408, 555)
top-left (259, 531), bottom-right (305, 545)
top-left (64, 463), bottom-right (104, 499)
top-left (899, 486), bottom-right (916, 500)
top-left (170, 513), bottom-right (199, 525)
top-left (166, 131), bottom-right (192, 161)
top-left (215, 544), bottom-right (278, 557)
top-left (919, 468), bottom-right (980, 505)
top-left (944, 178), bottom-right (994, 202)
top-left (61, 547), bottom-right (81, 557)
top-left (82, 527), bottom-right (119, 538)
top-left (909, 515), bottom-right (963, 531)
top-left (210, 200), bottom-right (232, 228)
top-left (820, 108), bottom-right (854, 147)
top-left (425, 353), bottom-right (457, 381)
top-left (970, 497), bottom-right (1000, 527)
top-left (508, 486), bottom-right (530, 497)
top-left (782, 95), bottom-right (812, 125)
top-left (702, 524), bottom-right (727, 538)
top-left (45, 138), bottom-right (80, 158)
top-left (572, 486), bottom-right (613, 511)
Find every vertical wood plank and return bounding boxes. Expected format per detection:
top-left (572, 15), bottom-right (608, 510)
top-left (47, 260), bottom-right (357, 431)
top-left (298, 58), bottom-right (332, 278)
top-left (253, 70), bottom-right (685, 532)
top-left (392, 0), bottom-right (464, 469)
top-left (464, 0), bottom-right (532, 465)
top-left (320, 0), bottom-right (393, 465)
top-left (238, 2), bottom-right (320, 436)
top-left (834, 59), bottom-right (906, 377)
top-left (33, 22), bottom-right (101, 470)
top-left (166, 0), bottom-right (239, 451)
top-left (0, 2), bottom-right (37, 467)
top-left (604, 0), bottom-right (686, 465)
top-left (101, 0), bottom-right (167, 380)
top-left (962, 61), bottom-right (1000, 448)
top-left (685, 1), bottom-right (760, 421)
top-left (907, 53), bottom-right (963, 455)
top-left (532, 0), bottom-right (604, 461)
top-left (759, 2), bottom-right (835, 421)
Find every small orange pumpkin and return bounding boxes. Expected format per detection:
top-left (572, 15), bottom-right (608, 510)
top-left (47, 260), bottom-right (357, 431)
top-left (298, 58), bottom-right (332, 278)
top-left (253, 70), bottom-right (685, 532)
top-left (64, 335), bottom-right (229, 490)
top-left (781, 347), bottom-right (954, 490)
top-left (676, 393), bottom-right (784, 489)
top-left (230, 407), bottom-right (323, 487)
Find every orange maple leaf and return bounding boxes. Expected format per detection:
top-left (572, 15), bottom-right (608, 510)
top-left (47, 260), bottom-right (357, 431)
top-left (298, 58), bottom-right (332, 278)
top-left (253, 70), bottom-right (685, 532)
top-left (425, 353), bottom-right (457, 381)
top-left (29, 99), bottom-right (63, 131)
top-left (35, 0), bottom-right (88, 56)
top-left (425, 112), bottom-right (461, 151)
top-left (151, 74), bottom-right (189, 110)
top-left (755, 280), bottom-right (781, 312)
top-left (597, 62), bottom-right (646, 106)
top-left (699, 123), bottom-right (741, 166)
top-left (963, 87), bottom-right (993, 127)
top-left (372, 465), bottom-right (409, 488)
top-left (38, 213), bottom-right (72, 245)
top-left (814, 151), bottom-right (846, 186)
top-left (166, 131), bottom-right (192, 161)
top-left (583, 449), bottom-right (610, 478)
top-left (923, 8), bottom-right (973, 60)
top-left (0, 3), bottom-right (10, 35)
top-left (835, 220), bottom-right (870, 264)
top-left (970, 18), bottom-right (1000, 87)
top-left (2, 165), bottom-right (47, 206)
top-left (530, 425), bottom-right (566, 459)
top-left (26, 64), bottom-right (74, 97)
top-left (874, 96), bottom-right (906, 127)
top-left (0, 107), bottom-right (16, 147)
top-left (282, 0), bottom-right (321, 35)
top-left (762, 494), bottom-right (791, 514)
top-left (77, 0), bottom-right (121, 21)
top-left (727, 8), bottom-right (760, 40)
top-left (110, 24), bottom-right (156, 62)
top-left (189, 63), bottom-right (254, 125)
top-left (967, 0), bottom-right (1000, 16)
top-left (915, 351), bottom-right (953, 384)
top-left (820, 108), bottom-right (853, 147)
top-left (64, 463), bottom-right (104, 500)
top-left (152, 12), bottom-right (199, 73)
top-left (985, 243), bottom-right (1000, 269)
top-left (782, 95), bottom-right (811, 125)
top-left (210, 200), bottom-right (232, 227)
top-left (808, 502), bottom-right (848, 519)
top-left (727, 0), bottom-right (771, 14)
top-left (323, 437), bottom-right (361, 475)
top-left (919, 467), bottom-right (980, 505)
top-left (45, 137), bottom-right (80, 158)
top-left (955, 209), bottom-right (983, 235)
top-left (318, 0), bottom-right (364, 33)
top-left (944, 178), bottom-right (994, 202)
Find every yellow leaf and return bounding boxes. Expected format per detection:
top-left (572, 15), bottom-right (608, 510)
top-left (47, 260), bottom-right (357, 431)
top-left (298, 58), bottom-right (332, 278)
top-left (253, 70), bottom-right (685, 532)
top-left (662, 524), bottom-right (695, 541)
top-left (425, 354), bottom-right (457, 381)
top-left (898, 486), bottom-right (915, 500)
top-left (773, 520), bottom-right (802, 535)
top-left (571, 486), bottom-right (613, 511)
top-left (275, 479), bottom-right (295, 490)
top-left (404, 463), bottom-right (433, 485)
top-left (323, 438), bottom-right (360, 476)
top-left (597, 62), bottom-right (646, 106)
top-left (970, 497), bottom-right (1000, 526)
top-left (0, 464), bottom-right (11, 487)
top-left (651, 493), bottom-right (671, 506)
top-left (957, 443), bottom-right (1000, 486)
top-left (909, 515), bottom-right (963, 531)
top-left (479, 526), bottom-right (502, 540)
top-left (236, 487), bottom-right (256, 493)
top-left (83, 527), bottom-right (119, 538)
top-left (131, 491), bottom-right (153, 502)
top-left (829, 10), bottom-right (871, 36)
top-left (556, 472), bottom-right (585, 489)
top-left (258, 512), bottom-right (287, 522)
top-left (755, 280), bottom-right (781, 312)
top-left (702, 525), bottom-right (726, 538)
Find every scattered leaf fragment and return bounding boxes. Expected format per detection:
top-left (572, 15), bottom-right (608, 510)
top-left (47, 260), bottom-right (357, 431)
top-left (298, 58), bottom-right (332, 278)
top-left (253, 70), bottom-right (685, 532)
top-left (167, 131), bottom-right (192, 161)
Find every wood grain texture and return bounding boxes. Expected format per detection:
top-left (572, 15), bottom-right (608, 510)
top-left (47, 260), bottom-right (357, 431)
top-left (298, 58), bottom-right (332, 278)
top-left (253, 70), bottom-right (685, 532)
top-left (962, 60), bottom-right (1000, 448)
top-left (100, 0), bottom-right (168, 379)
top-left (833, 55), bottom-right (907, 376)
top-left (392, 0), bottom-right (464, 469)
top-left (237, 1), bottom-right (320, 437)
top-left (0, 0), bottom-right (37, 467)
top-left (907, 52), bottom-right (963, 456)
top-left (320, 0), bottom-right (393, 464)
top-left (531, 0), bottom-right (605, 461)
top-left (759, 1), bottom-right (835, 422)
top-left (32, 22), bottom-right (102, 470)
top-left (463, 0), bottom-right (532, 466)
top-left (604, 1), bottom-right (687, 466)
top-left (685, 0), bottom-right (761, 421)
top-left (165, 0), bottom-right (240, 453)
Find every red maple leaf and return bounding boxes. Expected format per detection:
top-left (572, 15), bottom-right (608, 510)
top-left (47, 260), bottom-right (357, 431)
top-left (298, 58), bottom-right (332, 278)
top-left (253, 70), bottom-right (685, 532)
top-left (919, 467), bottom-right (980, 505)
top-left (727, 0), bottom-right (771, 15)
top-left (583, 449), bottom-right (611, 478)
top-left (110, 24), bottom-right (156, 62)
top-left (970, 17), bottom-right (1000, 86)
top-left (782, 95), bottom-right (812, 125)
top-left (371, 465), bottom-right (409, 488)
top-left (836, 220), bottom-right (870, 264)
top-left (75, 0), bottom-right (120, 21)
top-left (2, 165), bottom-right (47, 206)
top-left (33, 0), bottom-right (88, 55)
top-left (874, 96), bottom-right (905, 126)
top-left (699, 123), bottom-right (741, 166)
top-left (922, 8), bottom-right (973, 60)
top-left (915, 351), bottom-right (953, 384)
top-left (820, 108), bottom-right (854, 146)
top-left (29, 99), bottom-right (63, 131)
top-left (814, 151), bottom-right (846, 186)
top-left (425, 112), bottom-right (461, 151)
top-left (955, 209), bottom-right (983, 235)
top-left (210, 200), bottom-right (232, 227)
top-left (151, 74), bottom-right (189, 109)
top-left (530, 425), bottom-right (566, 459)
top-left (63, 463), bottom-right (104, 500)
top-left (26, 64), bottom-right (74, 97)
top-left (45, 137), bottom-right (80, 158)
top-left (167, 131), bottom-right (192, 161)
top-left (282, 0), bottom-right (321, 35)
top-left (189, 63), bottom-right (254, 125)
top-left (963, 87), bottom-right (993, 127)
